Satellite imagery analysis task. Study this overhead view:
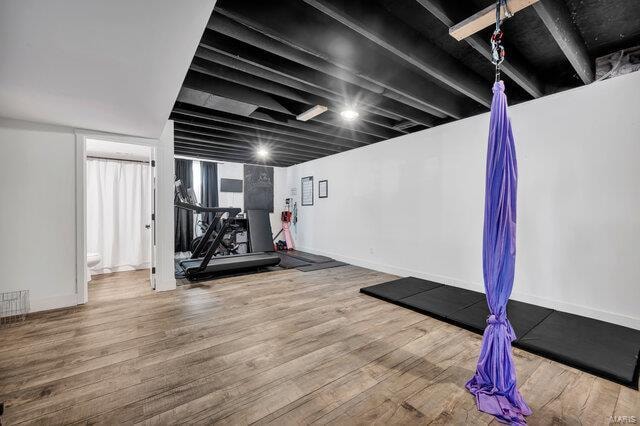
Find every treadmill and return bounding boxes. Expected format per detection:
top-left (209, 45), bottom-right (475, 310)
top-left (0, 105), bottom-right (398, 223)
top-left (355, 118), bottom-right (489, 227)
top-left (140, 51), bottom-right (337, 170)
top-left (175, 180), bottom-right (280, 280)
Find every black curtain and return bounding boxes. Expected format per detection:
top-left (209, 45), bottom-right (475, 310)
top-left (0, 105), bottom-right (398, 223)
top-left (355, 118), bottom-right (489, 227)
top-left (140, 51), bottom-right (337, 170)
top-left (200, 161), bottom-right (219, 225)
top-left (174, 158), bottom-right (193, 252)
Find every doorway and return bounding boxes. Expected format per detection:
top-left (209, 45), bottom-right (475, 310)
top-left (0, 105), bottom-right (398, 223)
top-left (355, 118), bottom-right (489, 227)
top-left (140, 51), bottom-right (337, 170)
top-left (76, 136), bottom-right (158, 303)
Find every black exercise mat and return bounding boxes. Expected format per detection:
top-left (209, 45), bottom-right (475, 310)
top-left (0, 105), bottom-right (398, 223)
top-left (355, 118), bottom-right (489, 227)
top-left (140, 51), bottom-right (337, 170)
top-left (360, 277), bottom-right (640, 388)
top-left (277, 253), bottom-right (311, 269)
top-left (360, 277), bottom-right (443, 302)
top-left (399, 285), bottom-right (485, 319)
top-left (518, 311), bottom-right (640, 388)
top-left (449, 299), bottom-right (553, 341)
top-left (296, 261), bottom-right (348, 272)
top-left (286, 250), bottom-right (333, 264)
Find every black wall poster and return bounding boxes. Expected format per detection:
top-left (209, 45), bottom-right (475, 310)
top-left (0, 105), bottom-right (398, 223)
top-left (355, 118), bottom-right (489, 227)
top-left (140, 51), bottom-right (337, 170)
top-left (244, 165), bottom-right (274, 212)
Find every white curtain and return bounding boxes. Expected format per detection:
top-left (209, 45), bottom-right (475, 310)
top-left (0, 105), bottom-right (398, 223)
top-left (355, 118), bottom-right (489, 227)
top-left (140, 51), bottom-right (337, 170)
top-left (87, 159), bottom-right (151, 274)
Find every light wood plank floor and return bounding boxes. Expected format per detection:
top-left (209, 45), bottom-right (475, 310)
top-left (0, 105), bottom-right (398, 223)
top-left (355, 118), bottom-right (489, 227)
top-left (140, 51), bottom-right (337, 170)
top-left (0, 266), bottom-right (638, 425)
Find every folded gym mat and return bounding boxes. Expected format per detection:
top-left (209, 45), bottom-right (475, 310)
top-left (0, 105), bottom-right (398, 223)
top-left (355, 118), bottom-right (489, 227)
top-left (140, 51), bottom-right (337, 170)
top-left (360, 277), bottom-right (443, 302)
top-left (360, 277), bottom-right (640, 389)
top-left (448, 298), bottom-right (553, 341)
top-left (518, 311), bottom-right (640, 388)
top-left (277, 253), bottom-right (311, 269)
top-left (286, 250), bottom-right (333, 264)
top-left (296, 261), bottom-right (348, 272)
top-left (399, 285), bottom-right (485, 319)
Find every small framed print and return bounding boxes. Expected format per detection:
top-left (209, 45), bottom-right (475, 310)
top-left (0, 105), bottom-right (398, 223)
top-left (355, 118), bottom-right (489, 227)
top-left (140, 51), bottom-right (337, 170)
top-left (301, 176), bottom-right (314, 206)
top-left (318, 180), bottom-right (328, 198)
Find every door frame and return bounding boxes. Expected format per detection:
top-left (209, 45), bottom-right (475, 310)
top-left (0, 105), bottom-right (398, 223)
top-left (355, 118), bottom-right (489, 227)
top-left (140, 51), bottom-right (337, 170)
top-left (75, 131), bottom-right (158, 304)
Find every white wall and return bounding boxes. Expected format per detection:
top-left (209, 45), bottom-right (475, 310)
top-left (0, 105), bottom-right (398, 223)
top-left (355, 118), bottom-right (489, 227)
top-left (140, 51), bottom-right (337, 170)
top-left (0, 118), bottom-right (176, 312)
top-left (155, 122), bottom-right (177, 291)
top-left (286, 72), bottom-right (640, 329)
top-left (0, 119), bottom-right (78, 311)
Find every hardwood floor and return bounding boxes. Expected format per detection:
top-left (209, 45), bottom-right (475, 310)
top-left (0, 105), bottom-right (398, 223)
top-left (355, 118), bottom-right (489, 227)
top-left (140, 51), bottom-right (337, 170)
top-left (0, 266), bottom-right (638, 425)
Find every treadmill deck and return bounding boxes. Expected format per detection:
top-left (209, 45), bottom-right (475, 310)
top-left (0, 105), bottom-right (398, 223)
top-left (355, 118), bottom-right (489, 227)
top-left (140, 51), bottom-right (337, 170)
top-left (180, 252), bottom-right (280, 278)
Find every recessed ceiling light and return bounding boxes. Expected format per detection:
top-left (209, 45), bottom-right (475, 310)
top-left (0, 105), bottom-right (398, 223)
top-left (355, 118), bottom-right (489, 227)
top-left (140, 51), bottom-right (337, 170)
top-left (257, 147), bottom-right (269, 158)
top-left (340, 109), bottom-right (359, 121)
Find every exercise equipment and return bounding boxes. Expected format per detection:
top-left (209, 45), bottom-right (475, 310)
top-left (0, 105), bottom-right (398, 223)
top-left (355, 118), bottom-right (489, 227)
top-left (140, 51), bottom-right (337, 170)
top-left (361, 277), bottom-right (640, 389)
top-left (175, 184), bottom-right (244, 256)
top-left (174, 180), bottom-right (280, 280)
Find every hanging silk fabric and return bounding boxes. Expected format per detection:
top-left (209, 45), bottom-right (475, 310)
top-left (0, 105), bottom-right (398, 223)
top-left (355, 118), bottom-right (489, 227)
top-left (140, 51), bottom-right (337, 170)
top-left (465, 80), bottom-right (531, 424)
top-left (465, 2), bottom-right (531, 423)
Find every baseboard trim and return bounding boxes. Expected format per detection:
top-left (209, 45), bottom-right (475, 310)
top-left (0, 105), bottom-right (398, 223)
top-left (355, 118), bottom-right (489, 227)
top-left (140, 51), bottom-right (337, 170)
top-left (91, 263), bottom-right (151, 275)
top-left (155, 278), bottom-right (176, 292)
top-left (296, 245), bottom-right (640, 330)
top-left (29, 293), bottom-right (78, 313)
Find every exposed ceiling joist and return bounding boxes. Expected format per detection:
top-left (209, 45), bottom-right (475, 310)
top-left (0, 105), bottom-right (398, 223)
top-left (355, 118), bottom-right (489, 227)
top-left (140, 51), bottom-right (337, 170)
top-left (182, 71), bottom-right (291, 115)
top-left (173, 0), bottom-right (633, 164)
top-left (172, 117), bottom-right (342, 155)
top-left (175, 135), bottom-right (316, 162)
top-left (303, 0), bottom-right (492, 107)
top-left (533, 0), bottom-right (594, 84)
top-left (189, 58), bottom-right (405, 139)
top-left (172, 106), bottom-right (359, 151)
top-left (415, 0), bottom-right (544, 98)
top-left (175, 141), bottom-right (296, 164)
top-left (214, 4), bottom-right (470, 119)
top-left (179, 76), bottom-right (378, 147)
top-left (174, 145), bottom-right (292, 167)
top-left (198, 30), bottom-right (440, 127)
top-left (174, 125), bottom-right (329, 158)
top-left (449, 0), bottom-right (540, 41)
top-left (249, 109), bottom-right (375, 146)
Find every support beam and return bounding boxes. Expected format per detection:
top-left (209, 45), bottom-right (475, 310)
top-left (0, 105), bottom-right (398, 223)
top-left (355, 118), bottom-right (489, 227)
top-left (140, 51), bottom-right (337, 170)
top-left (303, 0), bottom-right (492, 107)
top-left (172, 117), bottom-right (341, 155)
top-left (416, 0), bottom-right (544, 98)
top-left (533, 0), bottom-right (594, 84)
top-left (449, 0), bottom-right (540, 41)
top-left (213, 4), bottom-right (471, 119)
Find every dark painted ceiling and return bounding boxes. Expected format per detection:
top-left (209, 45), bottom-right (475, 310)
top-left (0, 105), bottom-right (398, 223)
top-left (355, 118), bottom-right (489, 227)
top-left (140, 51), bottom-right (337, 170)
top-left (170, 0), bottom-right (640, 166)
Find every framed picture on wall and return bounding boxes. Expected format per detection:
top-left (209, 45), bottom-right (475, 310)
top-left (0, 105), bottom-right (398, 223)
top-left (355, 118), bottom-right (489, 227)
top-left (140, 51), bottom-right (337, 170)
top-left (319, 180), bottom-right (328, 198)
top-left (301, 176), bottom-right (313, 206)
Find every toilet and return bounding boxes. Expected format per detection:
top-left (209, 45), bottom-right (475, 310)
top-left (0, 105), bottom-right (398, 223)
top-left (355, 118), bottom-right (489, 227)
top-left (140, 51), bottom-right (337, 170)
top-left (87, 253), bottom-right (102, 282)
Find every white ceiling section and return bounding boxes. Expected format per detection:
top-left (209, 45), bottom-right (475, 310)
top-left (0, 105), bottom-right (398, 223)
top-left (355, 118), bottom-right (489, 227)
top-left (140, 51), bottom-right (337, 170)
top-left (0, 0), bottom-right (216, 138)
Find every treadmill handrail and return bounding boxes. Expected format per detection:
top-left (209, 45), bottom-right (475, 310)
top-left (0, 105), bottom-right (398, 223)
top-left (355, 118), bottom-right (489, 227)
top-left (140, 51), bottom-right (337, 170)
top-left (175, 201), bottom-right (241, 216)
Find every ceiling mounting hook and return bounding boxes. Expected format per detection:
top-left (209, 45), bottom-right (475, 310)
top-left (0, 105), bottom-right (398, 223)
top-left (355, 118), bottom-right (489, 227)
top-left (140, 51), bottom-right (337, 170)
top-left (491, 0), bottom-right (510, 82)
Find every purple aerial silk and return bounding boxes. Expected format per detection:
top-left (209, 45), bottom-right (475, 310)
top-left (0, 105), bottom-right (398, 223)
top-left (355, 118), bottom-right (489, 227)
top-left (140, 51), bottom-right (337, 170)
top-left (465, 81), bottom-right (532, 424)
